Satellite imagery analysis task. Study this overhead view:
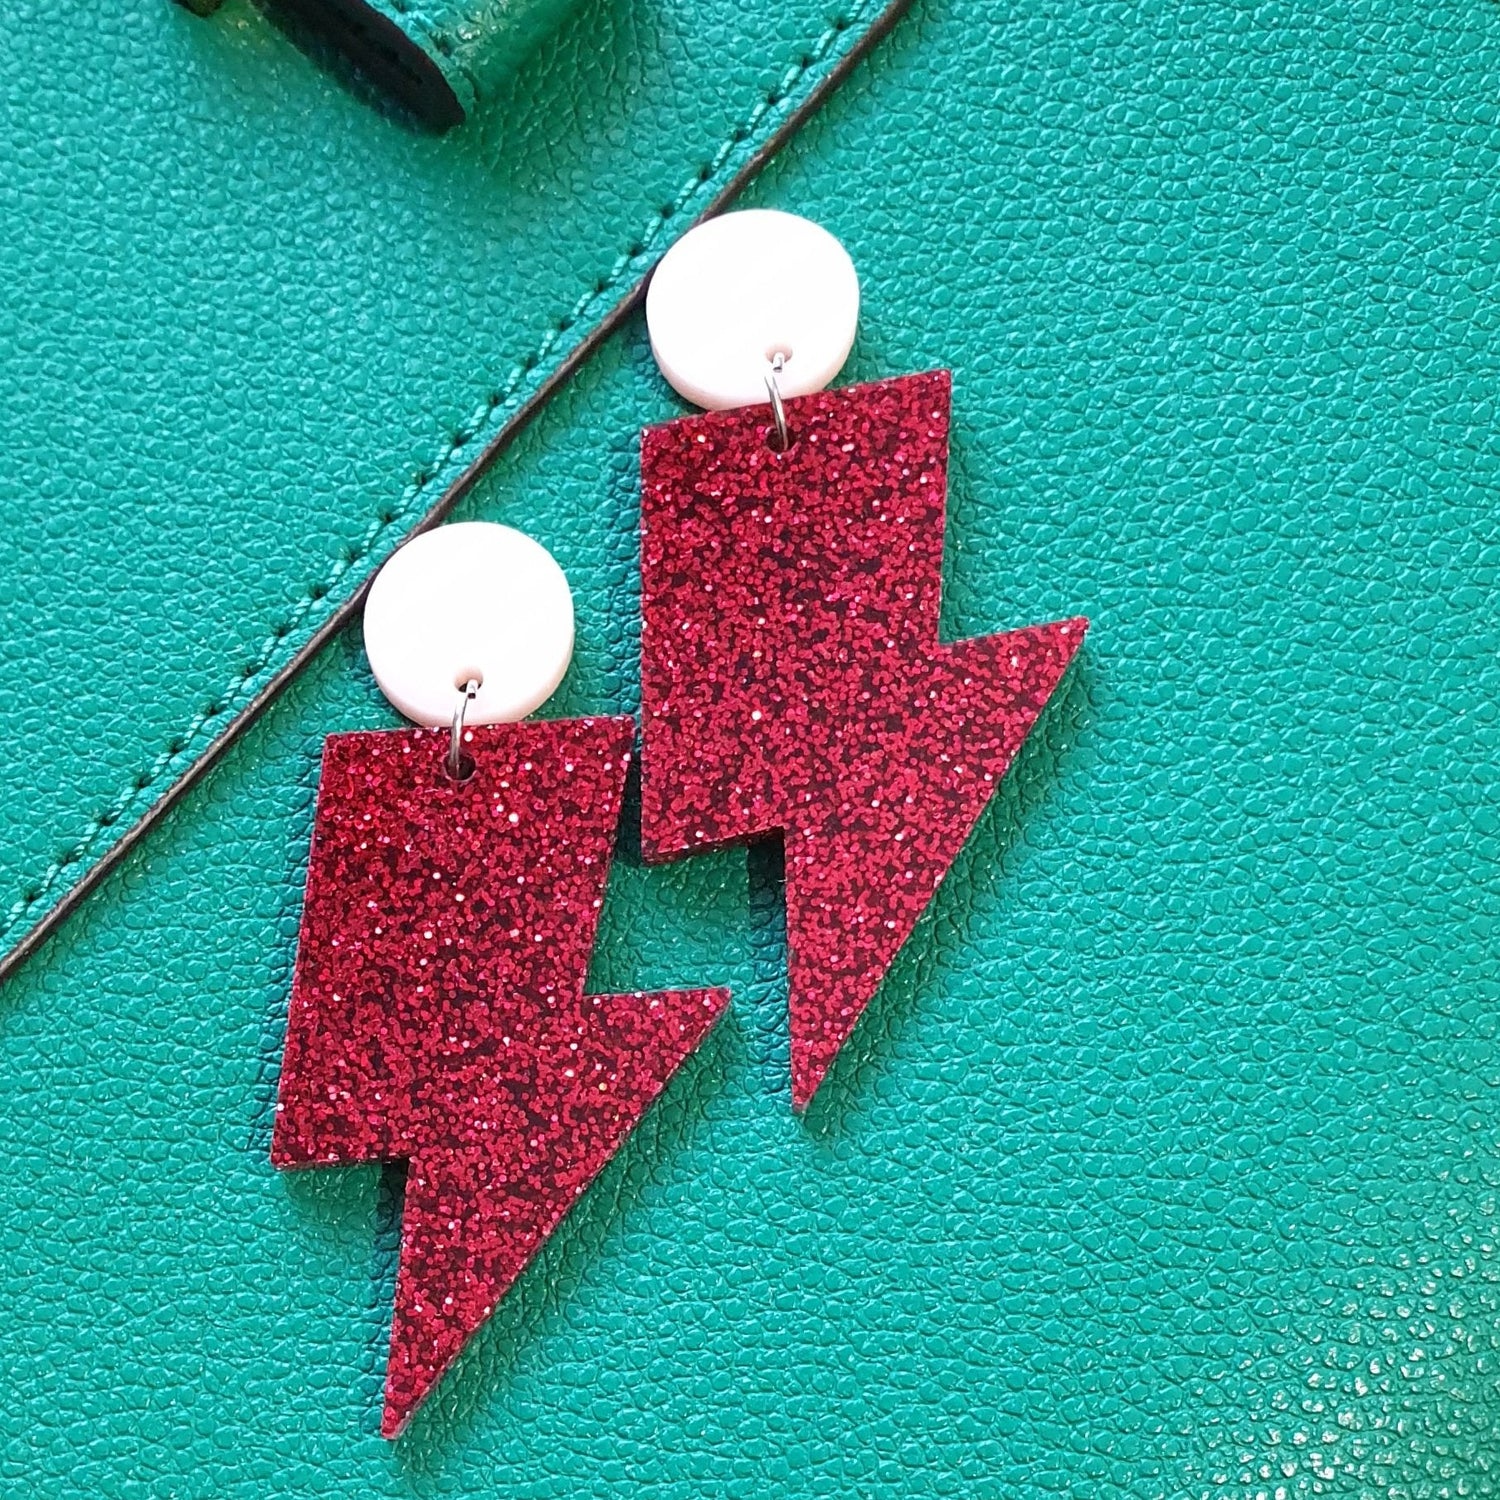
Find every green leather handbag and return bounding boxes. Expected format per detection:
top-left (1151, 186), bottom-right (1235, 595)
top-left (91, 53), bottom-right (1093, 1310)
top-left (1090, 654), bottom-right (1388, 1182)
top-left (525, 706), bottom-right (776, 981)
top-left (3, 0), bottom-right (1498, 1491)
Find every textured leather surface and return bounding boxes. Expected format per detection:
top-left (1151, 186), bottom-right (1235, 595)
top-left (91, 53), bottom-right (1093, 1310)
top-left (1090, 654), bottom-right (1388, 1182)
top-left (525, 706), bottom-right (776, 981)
top-left (0, 0), bottom-right (896, 973)
top-left (5, 0), bottom-right (1500, 1492)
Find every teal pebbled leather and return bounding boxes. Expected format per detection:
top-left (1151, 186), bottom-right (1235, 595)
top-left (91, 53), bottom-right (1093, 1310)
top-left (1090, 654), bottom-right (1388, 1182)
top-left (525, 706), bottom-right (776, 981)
top-left (5, 0), bottom-right (1500, 1492)
top-left (0, 0), bottom-right (900, 978)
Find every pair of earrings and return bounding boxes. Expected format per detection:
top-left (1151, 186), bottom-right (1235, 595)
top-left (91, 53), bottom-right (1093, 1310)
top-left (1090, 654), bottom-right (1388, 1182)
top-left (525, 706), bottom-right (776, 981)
top-left (272, 210), bottom-right (1087, 1436)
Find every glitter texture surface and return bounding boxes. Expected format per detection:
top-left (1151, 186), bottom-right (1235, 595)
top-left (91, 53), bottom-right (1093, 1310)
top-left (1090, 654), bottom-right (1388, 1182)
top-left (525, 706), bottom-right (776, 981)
top-left (640, 371), bottom-right (1085, 1110)
top-left (272, 716), bottom-right (729, 1437)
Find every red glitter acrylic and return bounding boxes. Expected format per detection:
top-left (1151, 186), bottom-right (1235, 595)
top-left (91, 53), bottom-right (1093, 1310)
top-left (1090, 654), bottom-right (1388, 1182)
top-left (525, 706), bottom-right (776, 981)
top-left (273, 715), bottom-right (728, 1437)
top-left (639, 370), bottom-right (1085, 1110)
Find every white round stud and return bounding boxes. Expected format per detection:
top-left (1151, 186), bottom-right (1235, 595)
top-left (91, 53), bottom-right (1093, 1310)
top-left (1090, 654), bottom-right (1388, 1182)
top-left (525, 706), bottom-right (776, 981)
top-left (362, 522), bottom-right (574, 727)
top-left (646, 208), bottom-right (859, 411)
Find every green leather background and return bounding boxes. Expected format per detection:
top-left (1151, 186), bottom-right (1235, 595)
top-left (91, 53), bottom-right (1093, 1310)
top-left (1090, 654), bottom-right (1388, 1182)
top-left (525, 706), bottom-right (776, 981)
top-left (0, 0), bottom-right (892, 972)
top-left (5, 0), bottom-right (1500, 1494)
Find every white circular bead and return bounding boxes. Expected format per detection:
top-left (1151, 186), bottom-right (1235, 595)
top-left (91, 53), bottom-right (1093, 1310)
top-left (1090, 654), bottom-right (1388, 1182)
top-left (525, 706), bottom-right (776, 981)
top-left (646, 209), bottom-right (859, 410)
top-left (362, 522), bottom-right (574, 727)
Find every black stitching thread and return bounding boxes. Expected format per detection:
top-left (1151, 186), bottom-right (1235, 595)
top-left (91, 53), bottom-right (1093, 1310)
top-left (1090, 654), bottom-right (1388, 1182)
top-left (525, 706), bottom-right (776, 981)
top-left (0, 4), bottom-right (868, 942)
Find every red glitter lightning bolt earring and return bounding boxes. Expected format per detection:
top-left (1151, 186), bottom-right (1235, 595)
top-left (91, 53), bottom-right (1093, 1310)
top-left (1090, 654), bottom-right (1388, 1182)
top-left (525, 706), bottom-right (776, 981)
top-left (272, 522), bottom-right (728, 1437)
top-left (639, 209), bottom-right (1086, 1112)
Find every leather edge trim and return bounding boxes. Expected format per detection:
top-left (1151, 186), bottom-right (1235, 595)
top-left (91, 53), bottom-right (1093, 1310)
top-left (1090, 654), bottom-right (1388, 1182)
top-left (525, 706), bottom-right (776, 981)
top-left (271, 0), bottom-right (471, 128)
top-left (0, 0), bottom-right (917, 990)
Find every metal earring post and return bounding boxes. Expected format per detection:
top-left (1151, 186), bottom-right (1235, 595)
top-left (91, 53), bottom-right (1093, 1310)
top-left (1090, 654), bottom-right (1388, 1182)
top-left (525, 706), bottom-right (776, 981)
top-left (447, 678), bottom-right (479, 780)
top-left (765, 352), bottom-right (791, 452)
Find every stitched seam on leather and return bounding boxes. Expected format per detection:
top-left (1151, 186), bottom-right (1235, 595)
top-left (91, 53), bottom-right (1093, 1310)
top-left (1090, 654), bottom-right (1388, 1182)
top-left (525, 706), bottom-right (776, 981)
top-left (0, 0), bottom-right (873, 947)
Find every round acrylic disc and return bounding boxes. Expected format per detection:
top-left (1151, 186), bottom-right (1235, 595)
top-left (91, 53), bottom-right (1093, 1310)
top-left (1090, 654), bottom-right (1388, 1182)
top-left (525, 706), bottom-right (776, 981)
top-left (646, 209), bottom-right (859, 410)
top-left (362, 522), bottom-right (574, 726)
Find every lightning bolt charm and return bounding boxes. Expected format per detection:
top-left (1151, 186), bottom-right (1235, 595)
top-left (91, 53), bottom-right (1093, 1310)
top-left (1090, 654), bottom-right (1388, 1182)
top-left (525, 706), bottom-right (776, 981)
top-left (272, 715), bottom-right (728, 1436)
top-left (639, 370), bottom-right (1085, 1111)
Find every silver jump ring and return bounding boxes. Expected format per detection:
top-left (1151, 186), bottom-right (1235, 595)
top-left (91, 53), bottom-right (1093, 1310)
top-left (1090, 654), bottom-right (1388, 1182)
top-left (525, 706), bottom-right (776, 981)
top-left (765, 352), bottom-right (790, 452)
top-left (447, 678), bottom-right (479, 781)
